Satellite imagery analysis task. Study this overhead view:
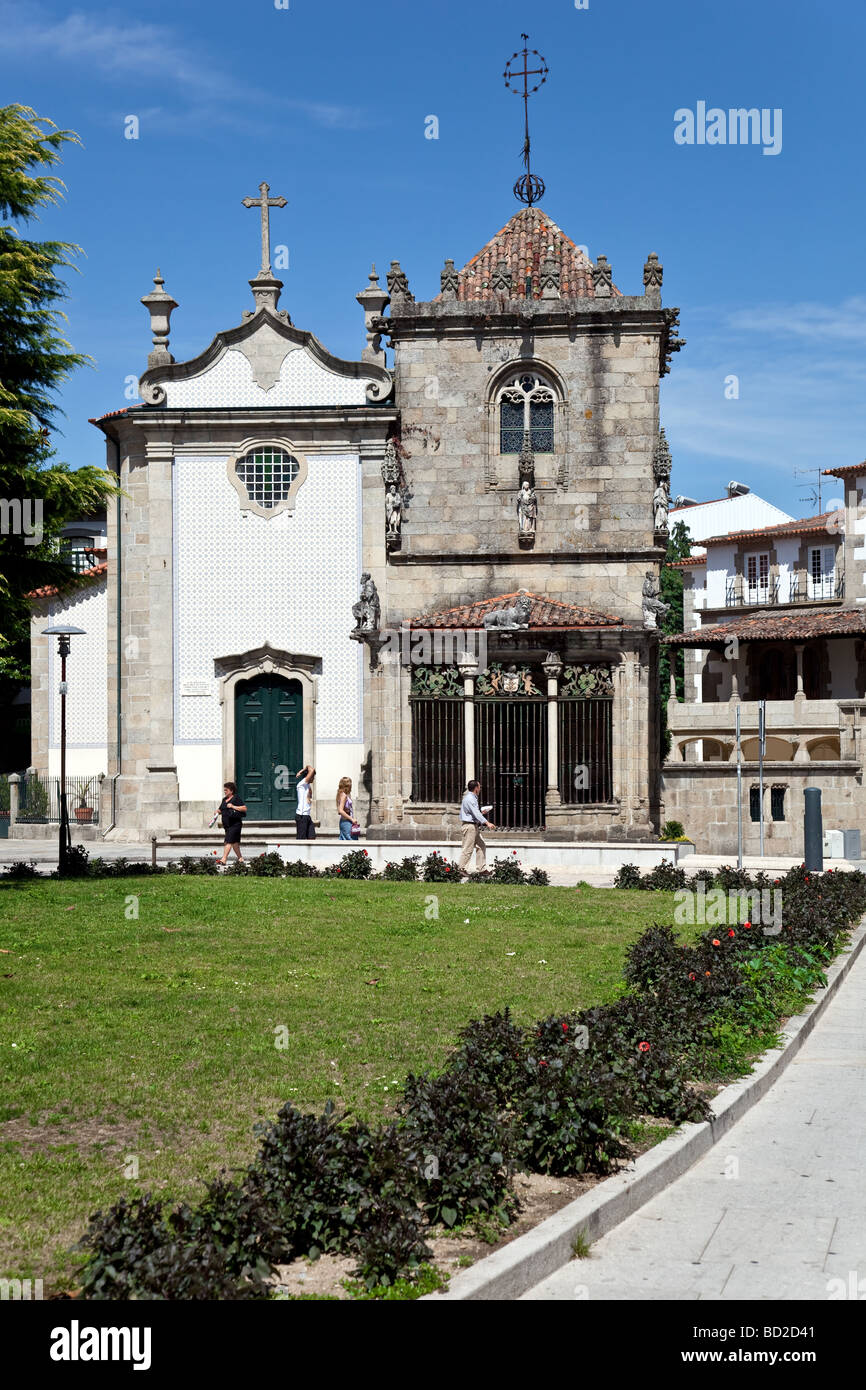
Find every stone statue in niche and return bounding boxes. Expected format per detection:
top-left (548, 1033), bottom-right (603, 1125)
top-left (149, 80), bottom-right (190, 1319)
top-left (352, 572), bottom-right (381, 633)
top-left (653, 479), bottom-right (670, 534)
top-left (642, 571), bottom-right (670, 630)
top-left (516, 480), bottom-right (538, 543)
top-left (385, 484), bottom-right (402, 538)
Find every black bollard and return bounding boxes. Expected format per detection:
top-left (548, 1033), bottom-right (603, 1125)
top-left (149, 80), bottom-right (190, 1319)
top-left (804, 788), bottom-right (823, 872)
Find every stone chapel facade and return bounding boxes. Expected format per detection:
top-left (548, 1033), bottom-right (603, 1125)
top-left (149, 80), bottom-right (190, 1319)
top-left (28, 200), bottom-right (683, 841)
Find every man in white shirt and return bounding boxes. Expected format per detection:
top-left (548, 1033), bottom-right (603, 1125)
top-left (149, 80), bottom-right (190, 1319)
top-left (457, 779), bottom-right (495, 880)
top-left (295, 764), bottom-right (316, 839)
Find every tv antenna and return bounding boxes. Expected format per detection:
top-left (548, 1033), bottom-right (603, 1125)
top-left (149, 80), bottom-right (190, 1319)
top-left (793, 466), bottom-right (824, 515)
top-left (503, 34), bottom-right (549, 206)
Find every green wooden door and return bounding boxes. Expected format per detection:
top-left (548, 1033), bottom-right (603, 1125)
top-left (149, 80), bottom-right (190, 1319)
top-left (235, 677), bottom-right (303, 819)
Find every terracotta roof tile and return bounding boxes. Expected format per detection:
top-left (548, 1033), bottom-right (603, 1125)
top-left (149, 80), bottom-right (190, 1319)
top-left (412, 590), bottom-right (623, 630)
top-left (667, 556), bottom-right (706, 568)
top-left (701, 512), bottom-right (836, 547)
top-left (823, 461), bottom-right (866, 479)
top-left (28, 561), bottom-right (108, 600)
top-left (434, 207), bottom-right (615, 303)
top-left (665, 608), bottom-right (866, 646)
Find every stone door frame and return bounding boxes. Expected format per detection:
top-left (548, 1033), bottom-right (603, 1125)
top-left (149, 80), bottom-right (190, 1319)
top-left (217, 643), bottom-right (319, 811)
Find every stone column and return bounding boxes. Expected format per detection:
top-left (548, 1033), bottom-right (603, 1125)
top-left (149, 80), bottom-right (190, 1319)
top-left (542, 652), bottom-right (563, 808)
top-left (458, 658), bottom-right (478, 782)
top-left (8, 773), bottom-right (20, 826)
top-left (729, 652), bottom-right (741, 702)
top-left (794, 643), bottom-right (805, 696)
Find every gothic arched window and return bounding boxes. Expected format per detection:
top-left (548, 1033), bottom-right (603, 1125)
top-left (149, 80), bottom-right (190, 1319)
top-left (497, 371), bottom-right (555, 454)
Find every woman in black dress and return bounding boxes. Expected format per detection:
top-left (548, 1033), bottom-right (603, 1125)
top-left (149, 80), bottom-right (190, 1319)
top-left (216, 782), bottom-right (247, 865)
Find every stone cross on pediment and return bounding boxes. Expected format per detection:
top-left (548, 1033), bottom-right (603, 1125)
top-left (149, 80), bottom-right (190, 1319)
top-left (242, 181), bottom-right (287, 277)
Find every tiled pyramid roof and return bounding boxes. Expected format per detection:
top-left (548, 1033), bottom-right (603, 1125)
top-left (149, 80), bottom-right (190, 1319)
top-left (434, 207), bottom-right (614, 302)
top-left (412, 590), bottom-right (623, 630)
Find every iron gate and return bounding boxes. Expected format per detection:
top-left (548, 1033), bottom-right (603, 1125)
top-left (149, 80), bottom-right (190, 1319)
top-left (558, 697), bottom-right (613, 804)
top-left (475, 698), bottom-right (547, 829)
top-left (410, 697), bottom-right (464, 803)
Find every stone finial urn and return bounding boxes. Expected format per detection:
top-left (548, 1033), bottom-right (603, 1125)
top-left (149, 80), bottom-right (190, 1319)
top-left (140, 269), bottom-right (178, 368)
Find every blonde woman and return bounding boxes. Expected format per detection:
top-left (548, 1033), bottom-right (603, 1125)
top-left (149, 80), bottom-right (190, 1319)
top-left (336, 776), bottom-right (359, 841)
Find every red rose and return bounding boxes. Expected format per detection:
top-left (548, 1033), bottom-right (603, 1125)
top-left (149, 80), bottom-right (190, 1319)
top-left (712, 939), bottom-right (721, 947)
top-left (539, 1059), bottom-right (548, 1067)
top-left (562, 1022), bottom-right (569, 1032)
top-left (638, 1041), bottom-right (650, 1053)
top-left (728, 929), bottom-right (735, 938)
top-left (445, 867), bottom-right (450, 873)
top-left (743, 921), bottom-right (751, 929)
top-left (688, 972), bottom-right (696, 981)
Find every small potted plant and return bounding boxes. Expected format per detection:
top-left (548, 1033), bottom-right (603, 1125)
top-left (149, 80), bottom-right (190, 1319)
top-left (74, 778), bottom-right (95, 824)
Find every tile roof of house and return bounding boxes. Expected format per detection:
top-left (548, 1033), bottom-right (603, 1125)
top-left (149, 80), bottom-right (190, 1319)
top-left (412, 590), bottom-right (623, 630)
top-left (665, 607), bottom-right (866, 646)
top-left (434, 207), bottom-right (613, 303)
top-left (88, 407), bottom-right (137, 425)
top-left (28, 561), bottom-right (108, 600)
top-left (701, 512), bottom-right (836, 547)
top-left (823, 461), bottom-right (866, 479)
top-left (667, 556), bottom-right (706, 568)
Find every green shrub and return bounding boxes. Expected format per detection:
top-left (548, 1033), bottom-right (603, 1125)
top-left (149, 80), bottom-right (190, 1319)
top-left (323, 849), bottom-right (373, 880)
top-left (167, 856), bottom-right (220, 876)
top-left (282, 858), bottom-right (320, 878)
top-left (526, 866), bottom-right (550, 886)
top-left (447, 1007), bottom-right (526, 1107)
top-left (489, 853), bottom-right (526, 884)
top-left (382, 857), bottom-right (420, 882)
top-left (421, 851), bottom-right (459, 883)
top-left (248, 852), bottom-right (285, 877)
top-left (642, 861), bottom-right (687, 892)
top-left (2, 859), bottom-right (39, 879)
top-left (613, 863), bottom-right (642, 890)
top-left (400, 1071), bottom-right (518, 1229)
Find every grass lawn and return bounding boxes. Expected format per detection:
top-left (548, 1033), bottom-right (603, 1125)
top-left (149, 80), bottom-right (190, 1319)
top-left (0, 876), bottom-right (677, 1289)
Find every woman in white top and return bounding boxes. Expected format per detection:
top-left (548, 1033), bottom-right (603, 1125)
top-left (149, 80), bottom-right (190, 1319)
top-left (295, 764), bottom-right (316, 839)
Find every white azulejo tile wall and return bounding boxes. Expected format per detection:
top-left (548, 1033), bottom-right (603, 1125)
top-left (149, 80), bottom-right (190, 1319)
top-left (172, 452), bottom-right (363, 790)
top-left (163, 346), bottom-right (369, 409)
top-left (47, 580), bottom-right (108, 765)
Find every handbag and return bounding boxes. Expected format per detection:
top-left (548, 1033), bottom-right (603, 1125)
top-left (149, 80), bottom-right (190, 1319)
top-left (350, 823), bottom-right (361, 840)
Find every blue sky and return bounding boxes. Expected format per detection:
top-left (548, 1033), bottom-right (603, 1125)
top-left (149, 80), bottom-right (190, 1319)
top-left (3, 0), bottom-right (865, 515)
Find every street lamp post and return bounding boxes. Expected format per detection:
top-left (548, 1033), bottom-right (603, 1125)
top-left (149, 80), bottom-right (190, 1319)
top-left (41, 624), bottom-right (86, 875)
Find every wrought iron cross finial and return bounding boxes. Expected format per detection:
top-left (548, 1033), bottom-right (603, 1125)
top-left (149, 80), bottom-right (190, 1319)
top-left (503, 34), bottom-right (549, 206)
top-left (242, 181), bottom-right (287, 276)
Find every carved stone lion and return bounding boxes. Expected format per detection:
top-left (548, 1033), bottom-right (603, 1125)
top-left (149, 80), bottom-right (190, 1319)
top-left (482, 593), bottom-right (533, 630)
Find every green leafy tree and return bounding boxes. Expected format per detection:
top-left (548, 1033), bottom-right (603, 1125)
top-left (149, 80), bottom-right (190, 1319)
top-left (659, 520), bottom-right (692, 760)
top-left (0, 104), bottom-right (116, 709)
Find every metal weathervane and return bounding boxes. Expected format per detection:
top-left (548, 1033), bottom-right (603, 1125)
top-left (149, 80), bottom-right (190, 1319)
top-left (503, 33), bottom-right (549, 206)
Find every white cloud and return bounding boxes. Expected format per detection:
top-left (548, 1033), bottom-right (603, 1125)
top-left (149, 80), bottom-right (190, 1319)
top-left (0, 3), bottom-right (368, 130)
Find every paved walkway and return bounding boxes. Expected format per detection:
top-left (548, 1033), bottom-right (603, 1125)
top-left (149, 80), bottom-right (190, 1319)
top-left (523, 941), bottom-right (866, 1300)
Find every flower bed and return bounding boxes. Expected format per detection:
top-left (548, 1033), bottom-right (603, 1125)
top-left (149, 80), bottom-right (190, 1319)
top-left (3, 847), bottom-right (550, 886)
top-left (73, 863), bottom-right (866, 1299)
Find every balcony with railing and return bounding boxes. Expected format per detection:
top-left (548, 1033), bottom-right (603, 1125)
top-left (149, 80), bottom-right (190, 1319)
top-left (723, 572), bottom-right (844, 609)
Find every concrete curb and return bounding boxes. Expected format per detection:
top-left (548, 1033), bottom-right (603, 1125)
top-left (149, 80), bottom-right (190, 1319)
top-left (425, 915), bottom-right (866, 1301)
